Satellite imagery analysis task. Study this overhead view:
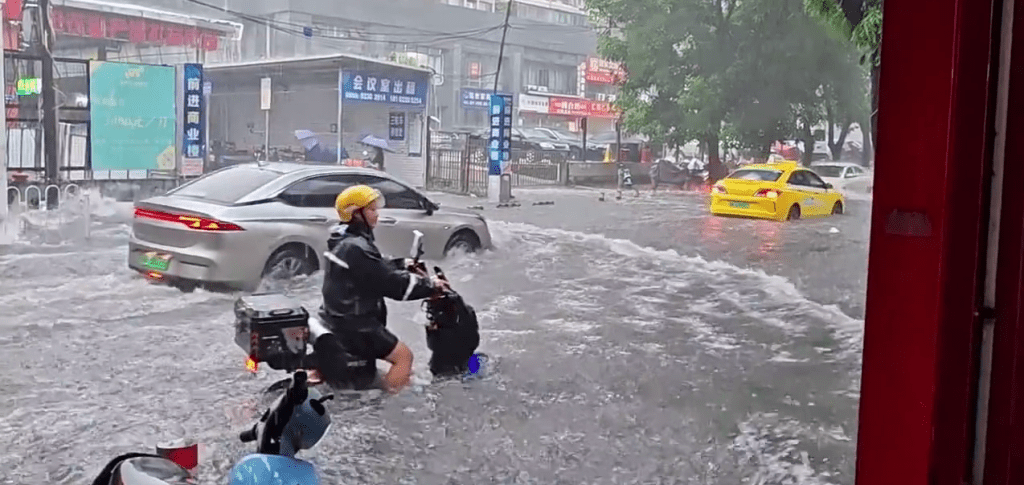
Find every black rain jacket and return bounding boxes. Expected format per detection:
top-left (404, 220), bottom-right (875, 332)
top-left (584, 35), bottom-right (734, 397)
top-left (318, 221), bottom-right (435, 331)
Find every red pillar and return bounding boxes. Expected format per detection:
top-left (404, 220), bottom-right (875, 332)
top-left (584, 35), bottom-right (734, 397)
top-left (855, 0), bottom-right (999, 483)
top-left (980, 1), bottom-right (1024, 483)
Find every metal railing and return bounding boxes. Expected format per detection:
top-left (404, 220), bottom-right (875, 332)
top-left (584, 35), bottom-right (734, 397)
top-left (5, 183), bottom-right (91, 240)
top-left (427, 133), bottom-right (565, 196)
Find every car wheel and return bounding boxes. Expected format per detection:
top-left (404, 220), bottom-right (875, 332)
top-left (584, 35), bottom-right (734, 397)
top-left (787, 204), bottom-right (801, 221)
top-left (263, 245), bottom-right (316, 280)
top-left (173, 280), bottom-right (197, 293)
top-left (832, 201), bottom-right (844, 215)
top-left (444, 231), bottom-right (481, 256)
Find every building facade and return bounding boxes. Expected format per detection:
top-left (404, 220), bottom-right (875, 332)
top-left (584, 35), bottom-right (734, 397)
top-left (3, 0), bottom-right (240, 181)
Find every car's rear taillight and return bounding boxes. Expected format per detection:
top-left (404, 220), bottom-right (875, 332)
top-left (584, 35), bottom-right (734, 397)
top-left (712, 185), bottom-right (727, 194)
top-left (134, 208), bottom-right (244, 231)
top-left (754, 188), bottom-right (782, 199)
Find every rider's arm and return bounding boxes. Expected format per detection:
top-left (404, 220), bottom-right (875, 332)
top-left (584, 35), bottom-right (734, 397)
top-left (343, 246), bottom-right (435, 301)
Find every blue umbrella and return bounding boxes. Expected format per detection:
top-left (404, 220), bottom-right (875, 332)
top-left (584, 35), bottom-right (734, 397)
top-left (360, 134), bottom-right (394, 152)
top-left (294, 130), bottom-right (322, 151)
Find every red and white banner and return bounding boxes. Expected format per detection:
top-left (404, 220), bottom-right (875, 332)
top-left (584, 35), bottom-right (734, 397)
top-left (549, 96), bottom-right (617, 118)
top-left (51, 6), bottom-right (223, 51)
top-left (584, 57), bottom-right (626, 85)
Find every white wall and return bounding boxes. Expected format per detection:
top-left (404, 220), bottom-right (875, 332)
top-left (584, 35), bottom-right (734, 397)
top-left (209, 80), bottom-right (427, 187)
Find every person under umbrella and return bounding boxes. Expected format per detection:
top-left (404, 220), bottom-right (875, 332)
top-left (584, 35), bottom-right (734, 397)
top-left (360, 135), bottom-right (392, 172)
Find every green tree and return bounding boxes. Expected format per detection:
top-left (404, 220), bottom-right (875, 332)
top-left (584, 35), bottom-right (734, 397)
top-left (588, 0), bottom-right (746, 181)
top-left (590, 0), bottom-right (865, 175)
top-left (725, 0), bottom-right (829, 164)
top-left (804, 0), bottom-right (882, 162)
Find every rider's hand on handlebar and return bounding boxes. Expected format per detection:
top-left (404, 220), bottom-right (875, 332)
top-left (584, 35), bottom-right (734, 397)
top-left (431, 276), bottom-right (450, 292)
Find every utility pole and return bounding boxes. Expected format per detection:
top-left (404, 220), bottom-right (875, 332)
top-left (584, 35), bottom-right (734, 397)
top-left (492, 0), bottom-right (513, 203)
top-left (1, 0), bottom-right (9, 236)
top-left (39, 0), bottom-right (58, 185)
top-left (493, 0), bottom-right (512, 93)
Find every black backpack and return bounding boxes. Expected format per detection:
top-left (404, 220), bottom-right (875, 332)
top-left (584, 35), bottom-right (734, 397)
top-left (424, 291), bottom-right (481, 376)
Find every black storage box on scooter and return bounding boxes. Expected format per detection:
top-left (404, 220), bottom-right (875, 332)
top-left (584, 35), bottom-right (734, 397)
top-left (234, 293), bottom-right (310, 372)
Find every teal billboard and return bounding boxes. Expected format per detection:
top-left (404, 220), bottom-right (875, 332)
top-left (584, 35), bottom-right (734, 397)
top-left (89, 61), bottom-right (176, 171)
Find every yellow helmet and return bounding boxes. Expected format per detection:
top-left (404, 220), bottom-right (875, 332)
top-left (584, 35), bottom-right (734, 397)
top-left (334, 185), bottom-right (385, 222)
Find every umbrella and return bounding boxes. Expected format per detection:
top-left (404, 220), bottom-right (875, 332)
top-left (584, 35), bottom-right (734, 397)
top-left (294, 130), bottom-right (322, 151)
top-left (360, 134), bottom-right (394, 152)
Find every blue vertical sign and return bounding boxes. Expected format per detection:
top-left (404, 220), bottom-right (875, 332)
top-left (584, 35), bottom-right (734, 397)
top-left (488, 94), bottom-right (513, 176)
top-left (182, 63), bottom-right (205, 160)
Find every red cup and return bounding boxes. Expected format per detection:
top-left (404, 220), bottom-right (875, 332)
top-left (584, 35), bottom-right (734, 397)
top-left (156, 440), bottom-right (199, 471)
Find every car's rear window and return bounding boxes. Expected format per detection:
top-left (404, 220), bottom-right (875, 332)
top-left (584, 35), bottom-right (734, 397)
top-left (728, 169), bottom-right (783, 182)
top-left (813, 166), bottom-right (844, 177)
top-left (170, 166), bottom-right (282, 204)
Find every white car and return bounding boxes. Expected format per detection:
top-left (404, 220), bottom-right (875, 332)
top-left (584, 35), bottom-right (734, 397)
top-left (811, 162), bottom-right (873, 194)
top-left (128, 163), bottom-right (493, 292)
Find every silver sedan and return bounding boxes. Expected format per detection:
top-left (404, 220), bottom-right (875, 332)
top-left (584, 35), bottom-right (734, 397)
top-left (127, 163), bottom-right (492, 291)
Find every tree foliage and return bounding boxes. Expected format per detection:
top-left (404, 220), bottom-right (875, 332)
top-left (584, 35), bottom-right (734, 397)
top-left (805, 0), bottom-right (883, 162)
top-left (589, 0), bottom-right (869, 174)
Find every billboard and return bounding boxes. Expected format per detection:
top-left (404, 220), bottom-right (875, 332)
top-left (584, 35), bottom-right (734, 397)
top-left (461, 88), bottom-right (511, 110)
top-left (340, 70), bottom-right (429, 107)
top-left (182, 64), bottom-right (205, 159)
top-left (488, 94), bottom-right (513, 176)
top-left (89, 61), bottom-right (176, 171)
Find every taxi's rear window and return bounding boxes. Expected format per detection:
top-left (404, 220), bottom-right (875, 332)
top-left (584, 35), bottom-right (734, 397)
top-left (728, 169), bottom-right (783, 182)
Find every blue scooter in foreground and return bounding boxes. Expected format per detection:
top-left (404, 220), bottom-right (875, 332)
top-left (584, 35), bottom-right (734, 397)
top-left (88, 370), bottom-right (331, 485)
top-left (230, 370), bottom-right (334, 485)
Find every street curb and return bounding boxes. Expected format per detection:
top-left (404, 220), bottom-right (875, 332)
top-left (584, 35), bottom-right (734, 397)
top-left (466, 200), bottom-right (556, 210)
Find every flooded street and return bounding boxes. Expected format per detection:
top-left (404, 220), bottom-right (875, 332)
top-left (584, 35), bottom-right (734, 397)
top-left (0, 187), bottom-right (869, 485)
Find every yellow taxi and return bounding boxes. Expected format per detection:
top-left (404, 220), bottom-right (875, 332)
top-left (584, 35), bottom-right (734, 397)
top-left (709, 161), bottom-right (845, 221)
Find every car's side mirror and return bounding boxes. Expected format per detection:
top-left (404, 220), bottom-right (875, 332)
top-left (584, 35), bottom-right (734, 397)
top-left (825, 183), bottom-right (834, 190)
top-left (423, 199), bottom-right (437, 215)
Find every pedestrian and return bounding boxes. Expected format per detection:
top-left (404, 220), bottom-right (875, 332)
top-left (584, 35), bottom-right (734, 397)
top-left (372, 146), bottom-right (385, 172)
top-left (314, 185), bottom-right (448, 393)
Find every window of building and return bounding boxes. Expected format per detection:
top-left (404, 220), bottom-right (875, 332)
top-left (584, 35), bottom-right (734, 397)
top-left (538, 69), bottom-right (550, 87)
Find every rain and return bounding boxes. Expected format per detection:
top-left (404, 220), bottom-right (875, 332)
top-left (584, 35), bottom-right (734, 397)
top-left (1, 0), bottom-right (878, 483)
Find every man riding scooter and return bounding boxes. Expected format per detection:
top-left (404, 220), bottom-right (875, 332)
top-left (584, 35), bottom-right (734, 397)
top-left (314, 185), bottom-right (448, 393)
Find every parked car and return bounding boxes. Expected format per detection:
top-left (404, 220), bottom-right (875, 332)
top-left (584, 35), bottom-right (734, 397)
top-left (591, 131), bottom-right (645, 163)
top-left (710, 161), bottom-right (846, 221)
top-left (128, 163), bottom-right (492, 292)
top-left (531, 127), bottom-right (605, 161)
top-left (468, 127), bottom-right (572, 162)
top-left (811, 162), bottom-right (874, 194)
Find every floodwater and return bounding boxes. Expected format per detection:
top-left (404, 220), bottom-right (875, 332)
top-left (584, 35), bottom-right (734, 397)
top-left (0, 187), bottom-right (870, 485)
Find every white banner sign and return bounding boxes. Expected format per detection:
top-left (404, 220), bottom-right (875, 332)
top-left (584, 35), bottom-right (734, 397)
top-left (181, 158), bottom-right (204, 176)
top-left (518, 93), bottom-right (550, 114)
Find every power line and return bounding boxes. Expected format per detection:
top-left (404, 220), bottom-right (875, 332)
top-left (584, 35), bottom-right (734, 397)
top-left (182, 0), bottom-right (507, 48)
top-left (493, 0), bottom-right (514, 93)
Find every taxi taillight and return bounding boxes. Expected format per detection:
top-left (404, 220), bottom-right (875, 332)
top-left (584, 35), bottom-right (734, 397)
top-left (754, 188), bottom-right (781, 199)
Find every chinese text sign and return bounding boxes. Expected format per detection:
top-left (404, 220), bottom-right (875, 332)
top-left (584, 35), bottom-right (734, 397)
top-left (89, 61), bottom-right (176, 171)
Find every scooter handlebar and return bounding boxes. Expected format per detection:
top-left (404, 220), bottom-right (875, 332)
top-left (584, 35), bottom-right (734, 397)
top-left (239, 426), bottom-right (257, 443)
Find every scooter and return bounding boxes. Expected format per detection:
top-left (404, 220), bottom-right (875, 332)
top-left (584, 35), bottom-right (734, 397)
top-left (88, 371), bottom-right (331, 485)
top-left (230, 371), bottom-right (333, 485)
top-left (234, 231), bottom-right (485, 385)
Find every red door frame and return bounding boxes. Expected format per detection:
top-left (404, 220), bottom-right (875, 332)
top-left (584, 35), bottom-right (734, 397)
top-left (982, 0), bottom-right (1024, 482)
top-left (855, 0), bottom-right (1001, 484)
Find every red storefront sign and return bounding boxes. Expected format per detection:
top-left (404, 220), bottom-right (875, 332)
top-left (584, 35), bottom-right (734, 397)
top-left (469, 62), bottom-right (481, 79)
top-left (549, 97), bottom-right (617, 118)
top-left (51, 7), bottom-right (221, 51)
top-left (3, 0), bottom-right (23, 21)
top-left (584, 57), bottom-right (625, 85)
